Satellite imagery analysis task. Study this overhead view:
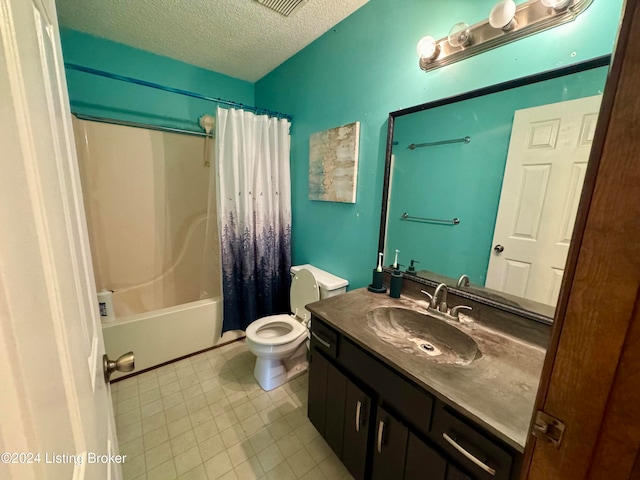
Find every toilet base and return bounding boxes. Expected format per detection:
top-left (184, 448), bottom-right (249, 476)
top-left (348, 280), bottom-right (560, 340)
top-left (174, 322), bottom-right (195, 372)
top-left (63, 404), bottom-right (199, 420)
top-left (253, 342), bottom-right (308, 391)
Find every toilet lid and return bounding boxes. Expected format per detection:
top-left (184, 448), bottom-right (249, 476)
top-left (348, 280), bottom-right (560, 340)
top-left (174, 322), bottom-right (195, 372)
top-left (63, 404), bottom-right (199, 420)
top-left (290, 268), bottom-right (320, 321)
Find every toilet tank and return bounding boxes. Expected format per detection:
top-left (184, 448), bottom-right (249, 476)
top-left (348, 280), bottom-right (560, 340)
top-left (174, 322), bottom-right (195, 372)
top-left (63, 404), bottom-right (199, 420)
top-left (290, 264), bottom-right (348, 299)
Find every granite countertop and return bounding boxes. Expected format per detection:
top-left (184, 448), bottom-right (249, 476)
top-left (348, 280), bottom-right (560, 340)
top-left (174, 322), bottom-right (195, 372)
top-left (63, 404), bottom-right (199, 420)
top-left (306, 288), bottom-right (547, 452)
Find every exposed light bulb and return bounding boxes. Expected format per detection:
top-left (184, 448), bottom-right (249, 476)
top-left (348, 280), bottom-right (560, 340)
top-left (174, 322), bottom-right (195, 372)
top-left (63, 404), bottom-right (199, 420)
top-left (416, 36), bottom-right (439, 61)
top-left (540, 0), bottom-right (572, 10)
top-left (489, 0), bottom-right (517, 31)
top-left (448, 22), bottom-right (472, 48)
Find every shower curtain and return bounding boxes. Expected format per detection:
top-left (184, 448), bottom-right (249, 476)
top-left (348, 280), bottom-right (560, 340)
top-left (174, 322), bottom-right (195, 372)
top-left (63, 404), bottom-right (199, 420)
top-left (213, 106), bottom-right (292, 332)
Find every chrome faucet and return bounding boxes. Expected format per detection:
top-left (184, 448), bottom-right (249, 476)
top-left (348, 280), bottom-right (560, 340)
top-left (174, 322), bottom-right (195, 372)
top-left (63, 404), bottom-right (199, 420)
top-left (432, 283), bottom-right (448, 313)
top-left (456, 274), bottom-right (470, 288)
top-left (421, 284), bottom-right (473, 320)
top-left (420, 284), bottom-right (448, 312)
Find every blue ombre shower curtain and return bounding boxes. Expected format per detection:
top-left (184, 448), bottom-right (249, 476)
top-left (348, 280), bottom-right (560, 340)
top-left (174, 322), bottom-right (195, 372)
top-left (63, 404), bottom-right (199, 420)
top-left (215, 107), bottom-right (292, 332)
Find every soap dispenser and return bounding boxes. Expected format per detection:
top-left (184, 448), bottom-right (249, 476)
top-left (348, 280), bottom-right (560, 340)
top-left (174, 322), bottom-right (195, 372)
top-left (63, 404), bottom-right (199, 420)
top-left (406, 260), bottom-right (419, 275)
top-left (389, 265), bottom-right (403, 299)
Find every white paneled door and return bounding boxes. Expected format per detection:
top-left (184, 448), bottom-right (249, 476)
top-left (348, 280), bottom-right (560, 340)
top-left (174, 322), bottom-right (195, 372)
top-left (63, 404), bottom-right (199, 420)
top-left (485, 95), bottom-right (602, 307)
top-left (0, 0), bottom-right (120, 479)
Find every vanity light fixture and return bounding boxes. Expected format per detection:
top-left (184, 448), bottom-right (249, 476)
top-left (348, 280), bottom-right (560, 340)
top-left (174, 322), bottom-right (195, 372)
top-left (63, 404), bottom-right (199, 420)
top-left (540, 0), bottom-right (573, 11)
top-left (417, 0), bottom-right (593, 72)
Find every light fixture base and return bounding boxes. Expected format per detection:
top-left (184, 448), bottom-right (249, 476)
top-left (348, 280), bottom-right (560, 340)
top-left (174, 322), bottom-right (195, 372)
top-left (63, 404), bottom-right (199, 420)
top-left (541, 0), bottom-right (572, 11)
top-left (418, 0), bottom-right (590, 73)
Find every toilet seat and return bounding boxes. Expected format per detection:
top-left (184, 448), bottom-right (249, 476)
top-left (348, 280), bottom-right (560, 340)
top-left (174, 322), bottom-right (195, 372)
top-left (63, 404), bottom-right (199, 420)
top-left (246, 268), bottom-right (320, 347)
top-left (245, 314), bottom-right (307, 346)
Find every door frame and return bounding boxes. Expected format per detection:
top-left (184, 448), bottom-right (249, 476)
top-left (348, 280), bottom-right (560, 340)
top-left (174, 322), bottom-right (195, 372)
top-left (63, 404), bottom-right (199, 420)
top-left (522, 0), bottom-right (640, 478)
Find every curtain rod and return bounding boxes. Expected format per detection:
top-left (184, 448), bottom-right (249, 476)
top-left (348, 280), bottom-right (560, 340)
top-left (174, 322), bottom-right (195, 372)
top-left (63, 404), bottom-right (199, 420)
top-left (72, 113), bottom-right (214, 138)
top-left (64, 63), bottom-right (293, 121)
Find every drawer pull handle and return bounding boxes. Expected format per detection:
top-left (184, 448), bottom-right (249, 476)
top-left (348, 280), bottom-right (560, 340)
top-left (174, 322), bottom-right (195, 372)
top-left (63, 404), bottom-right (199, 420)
top-left (377, 420), bottom-right (385, 453)
top-left (311, 331), bottom-right (331, 349)
top-left (355, 401), bottom-right (362, 432)
top-left (443, 433), bottom-right (496, 476)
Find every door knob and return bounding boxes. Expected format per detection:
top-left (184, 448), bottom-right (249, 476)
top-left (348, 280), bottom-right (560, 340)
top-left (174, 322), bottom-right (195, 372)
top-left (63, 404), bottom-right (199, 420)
top-left (494, 244), bottom-right (504, 254)
top-left (103, 352), bottom-right (134, 383)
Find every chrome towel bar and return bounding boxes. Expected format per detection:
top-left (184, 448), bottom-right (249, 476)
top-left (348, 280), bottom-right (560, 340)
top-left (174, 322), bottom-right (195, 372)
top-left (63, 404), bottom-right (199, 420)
top-left (408, 136), bottom-right (470, 150)
top-left (401, 212), bottom-right (460, 225)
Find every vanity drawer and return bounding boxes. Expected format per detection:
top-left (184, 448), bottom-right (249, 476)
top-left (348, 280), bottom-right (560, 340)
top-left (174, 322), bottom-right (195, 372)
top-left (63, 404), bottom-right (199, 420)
top-left (310, 317), bottom-right (339, 359)
top-left (340, 338), bottom-right (434, 436)
top-left (432, 407), bottom-right (513, 480)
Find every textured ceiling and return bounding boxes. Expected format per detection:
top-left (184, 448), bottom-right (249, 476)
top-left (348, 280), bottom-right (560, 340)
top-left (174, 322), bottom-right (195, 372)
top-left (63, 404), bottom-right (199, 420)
top-left (56, 0), bottom-right (369, 82)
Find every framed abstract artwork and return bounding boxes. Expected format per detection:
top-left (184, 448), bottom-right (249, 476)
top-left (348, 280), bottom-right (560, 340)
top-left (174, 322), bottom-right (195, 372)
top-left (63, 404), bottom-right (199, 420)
top-left (309, 121), bottom-right (360, 203)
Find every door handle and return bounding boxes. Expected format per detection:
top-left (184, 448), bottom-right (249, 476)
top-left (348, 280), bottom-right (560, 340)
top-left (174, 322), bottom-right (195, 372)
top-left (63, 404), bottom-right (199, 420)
top-left (494, 244), bottom-right (504, 254)
top-left (377, 420), bottom-right (385, 453)
top-left (443, 433), bottom-right (496, 476)
top-left (311, 331), bottom-right (331, 349)
top-left (103, 352), bottom-right (134, 383)
top-left (355, 401), bottom-right (362, 432)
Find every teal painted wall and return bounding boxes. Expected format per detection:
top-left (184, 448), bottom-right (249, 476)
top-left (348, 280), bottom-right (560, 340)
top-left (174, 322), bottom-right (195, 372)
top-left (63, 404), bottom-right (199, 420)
top-left (387, 66), bottom-right (608, 286)
top-left (255, 0), bottom-right (624, 290)
top-left (60, 28), bottom-right (254, 132)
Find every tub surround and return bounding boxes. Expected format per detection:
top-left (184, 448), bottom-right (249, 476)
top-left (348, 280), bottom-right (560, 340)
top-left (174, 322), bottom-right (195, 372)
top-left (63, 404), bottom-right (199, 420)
top-left (306, 283), bottom-right (550, 452)
top-left (102, 298), bottom-right (243, 380)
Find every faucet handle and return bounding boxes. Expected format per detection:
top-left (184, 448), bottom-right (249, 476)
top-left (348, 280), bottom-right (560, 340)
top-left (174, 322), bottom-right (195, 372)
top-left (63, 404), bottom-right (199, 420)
top-left (420, 289), bottom-right (433, 300)
top-left (450, 305), bottom-right (472, 318)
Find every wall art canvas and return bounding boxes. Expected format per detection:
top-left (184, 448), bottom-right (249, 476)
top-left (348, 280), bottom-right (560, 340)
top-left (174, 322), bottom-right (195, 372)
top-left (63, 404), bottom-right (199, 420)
top-left (309, 121), bottom-right (360, 203)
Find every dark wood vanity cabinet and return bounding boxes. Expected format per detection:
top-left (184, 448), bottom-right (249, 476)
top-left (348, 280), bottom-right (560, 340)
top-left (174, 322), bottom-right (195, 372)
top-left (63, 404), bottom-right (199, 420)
top-left (372, 405), bottom-right (449, 480)
top-left (342, 380), bottom-right (373, 480)
top-left (307, 346), bottom-right (329, 434)
top-left (447, 465), bottom-right (473, 480)
top-left (308, 350), bottom-right (350, 456)
top-left (308, 344), bottom-right (372, 479)
top-left (308, 317), bottom-right (522, 480)
top-left (404, 432), bottom-right (447, 480)
top-left (431, 406), bottom-right (514, 480)
top-left (372, 406), bottom-right (409, 479)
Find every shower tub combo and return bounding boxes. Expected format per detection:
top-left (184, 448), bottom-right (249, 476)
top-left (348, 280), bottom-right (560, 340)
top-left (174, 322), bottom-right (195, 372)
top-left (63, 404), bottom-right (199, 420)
top-left (74, 117), bottom-right (241, 379)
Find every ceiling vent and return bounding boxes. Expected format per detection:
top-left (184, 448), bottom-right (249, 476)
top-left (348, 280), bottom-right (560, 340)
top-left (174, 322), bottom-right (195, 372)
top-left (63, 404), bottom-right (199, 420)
top-left (256, 0), bottom-right (309, 17)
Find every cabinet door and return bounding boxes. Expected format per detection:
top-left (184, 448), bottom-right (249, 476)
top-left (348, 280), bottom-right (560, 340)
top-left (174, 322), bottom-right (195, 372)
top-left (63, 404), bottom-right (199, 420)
top-left (447, 464), bottom-right (473, 480)
top-left (342, 381), bottom-right (373, 480)
top-left (404, 433), bottom-right (447, 480)
top-left (308, 348), bottom-right (329, 435)
top-left (372, 406), bottom-right (409, 480)
top-left (325, 361), bottom-right (348, 457)
top-left (432, 407), bottom-right (512, 480)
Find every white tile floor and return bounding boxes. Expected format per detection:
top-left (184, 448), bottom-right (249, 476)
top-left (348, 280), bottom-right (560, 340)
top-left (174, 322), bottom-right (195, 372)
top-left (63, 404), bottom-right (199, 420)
top-left (111, 340), bottom-right (354, 480)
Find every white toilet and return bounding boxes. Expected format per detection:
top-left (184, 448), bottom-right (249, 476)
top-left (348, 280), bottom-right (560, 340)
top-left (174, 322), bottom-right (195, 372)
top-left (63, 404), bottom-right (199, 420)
top-left (245, 264), bottom-right (348, 391)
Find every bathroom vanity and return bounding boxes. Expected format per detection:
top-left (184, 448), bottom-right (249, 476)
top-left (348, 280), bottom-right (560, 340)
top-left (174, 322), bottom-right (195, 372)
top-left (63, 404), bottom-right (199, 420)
top-left (305, 286), bottom-right (549, 480)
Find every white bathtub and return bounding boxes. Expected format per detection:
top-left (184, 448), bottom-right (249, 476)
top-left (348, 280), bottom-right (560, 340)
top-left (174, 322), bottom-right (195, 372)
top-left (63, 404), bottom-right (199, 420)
top-left (102, 297), bottom-right (243, 380)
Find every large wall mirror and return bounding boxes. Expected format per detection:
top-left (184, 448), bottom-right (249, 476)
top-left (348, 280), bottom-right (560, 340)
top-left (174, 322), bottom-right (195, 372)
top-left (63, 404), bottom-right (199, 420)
top-left (379, 57), bottom-right (610, 322)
